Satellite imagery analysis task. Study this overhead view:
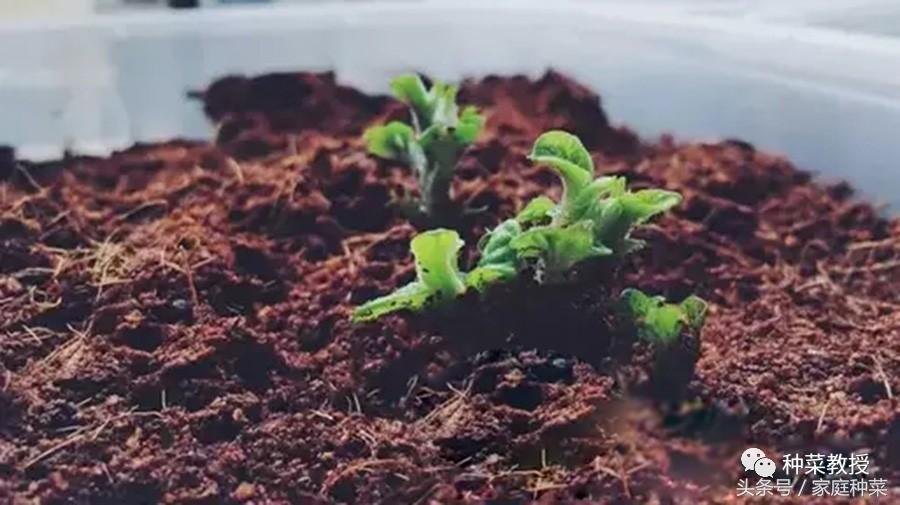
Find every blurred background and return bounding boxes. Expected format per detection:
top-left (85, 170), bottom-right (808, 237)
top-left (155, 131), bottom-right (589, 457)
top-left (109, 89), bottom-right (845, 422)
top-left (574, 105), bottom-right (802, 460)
top-left (0, 0), bottom-right (899, 208)
top-left (2, 0), bottom-right (900, 36)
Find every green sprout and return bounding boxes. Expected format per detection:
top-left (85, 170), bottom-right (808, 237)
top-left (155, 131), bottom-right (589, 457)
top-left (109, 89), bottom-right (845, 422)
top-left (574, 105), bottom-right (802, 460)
top-left (352, 229), bottom-right (465, 323)
top-left (492, 130), bottom-right (683, 282)
top-left (364, 74), bottom-right (485, 225)
top-left (620, 288), bottom-right (708, 345)
top-left (351, 228), bottom-right (516, 322)
top-left (353, 130), bottom-right (704, 328)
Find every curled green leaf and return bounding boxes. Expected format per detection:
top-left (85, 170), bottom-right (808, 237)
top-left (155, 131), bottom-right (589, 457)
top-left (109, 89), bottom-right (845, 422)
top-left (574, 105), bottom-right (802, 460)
top-left (466, 264), bottom-right (518, 292)
top-left (529, 131), bottom-right (594, 210)
top-left (352, 229), bottom-right (465, 322)
top-left (680, 295), bottom-right (709, 332)
top-left (351, 281), bottom-right (433, 323)
top-left (467, 219), bottom-right (522, 292)
top-left (477, 219), bottom-right (522, 267)
top-left (454, 106), bottom-right (485, 145)
top-left (364, 121), bottom-right (415, 161)
top-left (510, 220), bottom-right (611, 282)
top-left (410, 229), bottom-right (466, 297)
top-left (567, 176), bottom-right (626, 223)
top-left (390, 74), bottom-right (431, 122)
top-left (515, 197), bottom-right (555, 226)
top-left (429, 81), bottom-right (460, 128)
top-left (620, 288), bottom-right (708, 345)
top-left (620, 189), bottom-right (682, 224)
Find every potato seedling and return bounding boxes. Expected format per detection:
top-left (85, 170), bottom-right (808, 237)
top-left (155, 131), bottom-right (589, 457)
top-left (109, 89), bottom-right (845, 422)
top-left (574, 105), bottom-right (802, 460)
top-left (364, 74), bottom-right (484, 225)
top-left (620, 288), bottom-right (708, 346)
top-left (353, 130), bottom-right (707, 338)
top-left (501, 130), bottom-right (683, 282)
top-left (351, 228), bottom-right (515, 322)
top-left (620, 288), bottom-right (708, 398)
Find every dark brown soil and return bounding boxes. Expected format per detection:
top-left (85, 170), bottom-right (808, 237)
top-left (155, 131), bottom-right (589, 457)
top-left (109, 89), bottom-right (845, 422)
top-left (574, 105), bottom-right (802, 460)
top-left (1, 70), bottom-right (898, 504)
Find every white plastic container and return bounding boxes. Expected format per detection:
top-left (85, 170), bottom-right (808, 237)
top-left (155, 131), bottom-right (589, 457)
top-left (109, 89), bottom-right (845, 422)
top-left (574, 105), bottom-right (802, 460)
top-left (2, 0), bottom-right (900, 209)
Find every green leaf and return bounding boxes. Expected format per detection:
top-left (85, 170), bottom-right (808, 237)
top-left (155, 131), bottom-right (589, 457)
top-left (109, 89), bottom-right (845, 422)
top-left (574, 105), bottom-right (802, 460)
top-left (477, 219), bottom-right (522, 267)
top-left (592, 198), bottom-right (627, 250)
top-left (680, 295), bottom-right (709, 331)
top-left (416, 130), bottom-right (461, 218)
top-left (410, 229), bottom-right (467, 297)
top-left (351, 282), bottom-right (433, 323)
top-left (620, 289), bottom-right (708, 346)
top-left (466, 264), bottom-right (518, 292)
top-left (468, 219), bottom-right (522, 291)
top-left (429, 81), bottom-right (460, 128)
top-left (510, 220), bottom-right (611, 281)
top-left (390, 74), bottom-right (431, 121)
top-left (352, 229), bottom-right (466, 322)
top-left (530, 130), bottom-right (594, 174)
top-left (567, 176), bottom-right (626, 224)
top-left (645, 305), bottom-right (685, 345)
top-left (515, 196), bottom-right (555, 226)
top-left (453, 106), bottom-right (484, 145)
top-left (620, 189), bottom-right (682, 224)
top-left (529, 131), bottom-right (595, 210)
top-left (620, 288), bottom-right (679, 345)
top-left (590, 189), bottom-right (681, 254)
top-left (375, 75), bottom-right (484, 224)
top-left (364, 122), bottom-right (415, 160)
top-left (621, 288), bottom-right (662, 318)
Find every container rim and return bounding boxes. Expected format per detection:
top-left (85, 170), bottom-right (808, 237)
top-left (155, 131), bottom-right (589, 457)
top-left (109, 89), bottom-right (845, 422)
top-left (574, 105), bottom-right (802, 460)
top-left (0, 0), bottom-right (899, 56)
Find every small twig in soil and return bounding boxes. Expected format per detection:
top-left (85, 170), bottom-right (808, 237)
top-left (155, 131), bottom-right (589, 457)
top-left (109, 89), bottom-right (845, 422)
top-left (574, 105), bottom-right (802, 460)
top-left (226, 157), bottom-right (245, 184)
top-left (524, 449), bottom-right (568, 499)
top-left (22, 325), bottom-right (50, 346)
top-left (78, 234), bottom-right (141, 301)
top-left (815, 392), bottom-right (842, 436)
top-left (410, 480), bottom-right (441, 505)
top-left (351, 392), bottom-right (363, 414)
top-left (871, 353), bottom-right (894, 400)
top-left (592, 457), bottom-right (649, 500)
top-left (15, 162), bottom-right (45, 192)
top-left (311, 410), bottom-right (335, 422)
top-left (401, 375), bottom-right (419, 408)
top-left (74, 396), bottom-right (95, 409)
top-left (42, 208), bottom-right (71, 230)
top-left (100, 463), bottom-right (114, 484)
top-left (28, 325), bottom-right (87, 375)
top-left (356, 428), bottom-right (378, 455)
top-left (846, 237), bottom-right (900, 252)
top-left (832, 259), bottom-right (900, 276)
top-left (182, 255), bottom-right (202, 308)
top-left (415, 381), bottom-right (471, 435)
top-left (114, 199), bottom-right (169, 224)
top-left (20, 408), bottom-right (162, 471)
top-left (27, 285), bottom-right (61, 310)
top-left (21, 426), bottom-right (90, 470)
top-left (12, 267), bottom-right (56, 280)
top-left (454, 456), bottom-right (474, 468)
top-left (341, 241), bottom-right (358, 280)
top-left (90, 407), bottom-right (139, 441)
top-left (49, 425), bottom-right (85, 435)
top-left (319, 458), bottom-right (405, 496)
top-left (157, 248), bottom-right (207, 308)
